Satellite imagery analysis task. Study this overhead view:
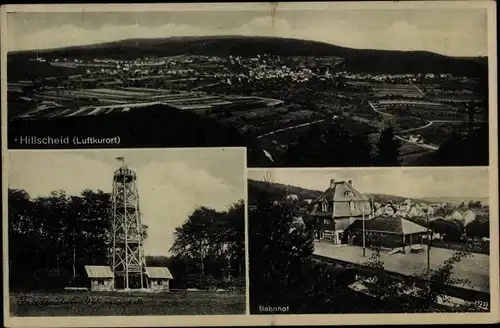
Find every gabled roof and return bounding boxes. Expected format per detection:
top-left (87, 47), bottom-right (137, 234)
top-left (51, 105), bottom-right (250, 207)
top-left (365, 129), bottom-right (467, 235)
top-left (463, 209), bottom-right (476, 216)
top-left (346, 216), bottom-right (427, 235)
top-left (146, 267), bottom-right (174, 279)
top-left (84, 265), bottom-right (114, 278)
top-left (311, 181), bottom-right (372, 218)
top-left (316, 181), bottom-right (368, 203)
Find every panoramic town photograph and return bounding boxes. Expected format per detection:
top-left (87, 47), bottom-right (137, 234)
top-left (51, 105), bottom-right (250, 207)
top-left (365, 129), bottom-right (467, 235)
top-left (248, 167), bottom-right (491, 314)
top-left (6, 148), bottom-right (246, 316)
top-left (5, 6), bottom-right (489, 167)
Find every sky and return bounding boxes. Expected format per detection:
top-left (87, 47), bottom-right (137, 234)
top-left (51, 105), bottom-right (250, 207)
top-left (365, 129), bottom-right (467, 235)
top-left (247, 167), bottom-right (490, 200)
top-left (6, 7), bottom-right (488, 56)
top-left (7, 148), bottom-right (245, 256)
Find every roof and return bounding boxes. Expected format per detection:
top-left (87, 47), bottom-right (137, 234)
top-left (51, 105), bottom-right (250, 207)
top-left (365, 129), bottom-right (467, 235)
top-left (84, 265), bottom-right (114, 278)
top-left (463, 210), bottom-right (476, 216)
top-left (146, 267), bottom-right (174, 279)
top-left (310, 181), bottom-right (372, 218)
top-left (345, 216), bottom-right (428, 235)
top-left (317, 181), bottom-right (368, 203)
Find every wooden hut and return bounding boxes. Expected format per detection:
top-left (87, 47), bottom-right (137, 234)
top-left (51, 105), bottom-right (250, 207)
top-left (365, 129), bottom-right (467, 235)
top-left (146, 267), bottom-right (173, 291)
top-left (84, 265), bottom-right (114, 291)
top-left (344, 216), bottom-right (428, 253)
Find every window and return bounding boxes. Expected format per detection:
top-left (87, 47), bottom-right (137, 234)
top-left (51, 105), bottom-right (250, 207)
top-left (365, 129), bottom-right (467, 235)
top-left (324, 219), bottom-right (330, 225)
top-left (157, 280), bottom-right (163, 285)
top-left (321, 202), bottom-right (328, 212)
top-left (344, 191), bottom-right (353, 197)
top-left (98, 280), bottom-right (104, 285)
top-left (349, 200), bottom-right (354, 211)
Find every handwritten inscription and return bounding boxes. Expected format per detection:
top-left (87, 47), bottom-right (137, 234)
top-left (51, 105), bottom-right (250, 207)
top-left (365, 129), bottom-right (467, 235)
top-left (16, 296), bottom-right (143, 306)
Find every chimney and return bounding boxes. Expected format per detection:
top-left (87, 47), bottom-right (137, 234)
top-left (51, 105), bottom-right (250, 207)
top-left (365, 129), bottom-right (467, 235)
top-left (348, 180), bottom-right (353, 186)
top-left (330, 179), bottom-right (335, 188)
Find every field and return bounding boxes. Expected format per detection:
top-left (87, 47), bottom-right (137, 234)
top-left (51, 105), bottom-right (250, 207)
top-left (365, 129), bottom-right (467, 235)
top-left (10, 290), bottom-right (246, 316)
top-left (346, 82), bottom-right (424, 98)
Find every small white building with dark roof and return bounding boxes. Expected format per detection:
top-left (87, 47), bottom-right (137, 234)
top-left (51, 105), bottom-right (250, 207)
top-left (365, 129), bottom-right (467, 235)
top-left (447, 210), bottom-right (464, 221)
top-left (85, 265), bottom-right (114, 291)
top-left (463, 210), bottom-right (477, 225)
top-left (146, 267), bottom-right (173, 291)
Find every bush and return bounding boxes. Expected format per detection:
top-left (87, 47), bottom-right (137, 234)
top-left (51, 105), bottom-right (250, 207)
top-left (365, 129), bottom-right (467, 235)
top-left (465, 219), bottom-right (489, 239)
top-left (187, 274), bottom-right (244, 290)
top-left (429, 219), bottom-right (463, 242)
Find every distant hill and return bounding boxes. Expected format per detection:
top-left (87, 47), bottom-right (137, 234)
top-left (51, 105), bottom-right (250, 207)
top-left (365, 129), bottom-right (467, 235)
top-left (418, 197), bottom-right (489, 206)
top-left (248, 179), bottom-right (323, 202)
top-left (247, 179), bottom-right (437, 205)
top-left (364, 193), bottom-right (433, 205)
top-left (8, 36), bottom-right (487, 76)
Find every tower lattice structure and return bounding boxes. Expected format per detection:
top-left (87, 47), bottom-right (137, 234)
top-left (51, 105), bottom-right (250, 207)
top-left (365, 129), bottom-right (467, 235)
top-left (111, 159), bottom-right (147, 290)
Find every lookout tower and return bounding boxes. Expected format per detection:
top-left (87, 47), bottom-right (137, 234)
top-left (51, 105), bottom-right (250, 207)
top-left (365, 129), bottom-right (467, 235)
top-left (111, 157), bottom-right (147, 290)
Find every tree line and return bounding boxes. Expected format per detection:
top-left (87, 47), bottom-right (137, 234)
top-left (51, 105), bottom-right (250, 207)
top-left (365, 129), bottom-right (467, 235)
top-left (8, 188), bottom-right (245, 291)
top-left (281, 120), bottom-right (402, 167)
top-left (9, 189), bottom-right (112, 290)
top-left (169, 201), bottom-right (246, 289)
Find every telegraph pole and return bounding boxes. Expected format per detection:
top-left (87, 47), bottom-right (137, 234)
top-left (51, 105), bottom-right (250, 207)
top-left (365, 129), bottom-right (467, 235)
top-left (362, 210), bottom-right (366, 257)
top-left (427, 213), bottom-right (431, 270)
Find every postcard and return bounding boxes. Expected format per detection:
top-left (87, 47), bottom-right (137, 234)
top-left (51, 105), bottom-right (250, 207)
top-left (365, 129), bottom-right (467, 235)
top-left (2, 1), bottom-right (498, 327)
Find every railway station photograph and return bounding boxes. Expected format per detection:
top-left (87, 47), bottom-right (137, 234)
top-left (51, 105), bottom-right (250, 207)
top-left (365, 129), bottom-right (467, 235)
top-left (5, 148), bottom-right (247, 316)
top-left (247, 167), bottom-right (491, 314)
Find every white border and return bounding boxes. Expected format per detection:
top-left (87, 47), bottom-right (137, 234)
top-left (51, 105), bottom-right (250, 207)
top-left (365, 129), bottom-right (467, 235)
top-left (1, 1), bottom-right (496, 12)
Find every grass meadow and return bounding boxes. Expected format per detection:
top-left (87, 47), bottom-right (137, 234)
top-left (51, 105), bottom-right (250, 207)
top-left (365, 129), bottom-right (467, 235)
top-left (9, 290), bottom-right (246, 316)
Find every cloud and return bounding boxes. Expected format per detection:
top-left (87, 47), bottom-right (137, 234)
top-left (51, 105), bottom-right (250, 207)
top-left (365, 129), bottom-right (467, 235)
top-left (8, 13), bottom-right (487, 56)
top-left (248, 168), bottom-right (489, 199)
top-left (137, 161), bottom-right (242, 255)
top-left (8, 151), bottom-right (244, 256)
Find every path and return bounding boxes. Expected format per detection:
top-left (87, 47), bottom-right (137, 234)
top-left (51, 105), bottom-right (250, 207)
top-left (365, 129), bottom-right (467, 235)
top-left (400, 121), bottom-right (433, 133)
top-left (368, 101), bottom-right (439, 150)
top-left (395, 135), bottom-right (439, 151)
top-left (368, 101), bottom-right (392, 117)
top-left (190, 82), bottom-right (222, 91)
top-left (409, 80), bottom-right (426, 97)
top-left (257, 119), bottom-right (325, 139)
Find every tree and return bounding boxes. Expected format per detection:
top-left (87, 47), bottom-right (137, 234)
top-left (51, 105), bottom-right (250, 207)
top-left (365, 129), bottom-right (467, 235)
top-left (429, 219), bottom-right (464, 242)
top-left (350, 130), bottom-right (375, 166)
top-left (249, 186), bottom-right (367, 314)
top-left (374, 126), bottom-right (402, 166)
top-left (433, 122), bottom-right (488, 166)
top-left (465, 219), bottom-right (489, 239)
top-left (217, 200), bottom-right (246, 276)
top-left (8, 188), bottom-right (112, 290)
top-left (282, 123), bottom-right (324, 167)
top-left (170, 201), bottom-right (245, 279)
top-left (283, 121), bottom-right (375, 167)
top-left (171, 206), bottom-right (220, 274)
top-left (468, 200), bottom-right (482, 209)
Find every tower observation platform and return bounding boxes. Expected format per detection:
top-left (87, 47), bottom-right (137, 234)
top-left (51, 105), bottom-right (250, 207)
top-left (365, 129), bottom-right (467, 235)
top-left (111, 158), bottom-right (147, 290)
